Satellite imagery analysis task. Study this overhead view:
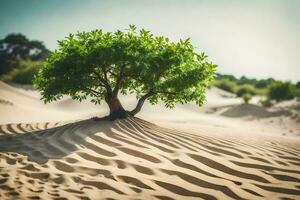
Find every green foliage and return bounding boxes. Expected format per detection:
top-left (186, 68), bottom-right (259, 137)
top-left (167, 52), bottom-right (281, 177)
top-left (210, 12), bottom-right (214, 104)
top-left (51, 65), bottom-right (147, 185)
top-left (214, 75), bottom-right (267, 96)
top-left (242, 93), bottom-right (252, 104)
top-left (238, 76), bottom-right (256, 85)
top-left (215, 73), bottom-right (237, 82)
top-left (215, 74), bottom-right (275, 90)
top-left (0, 33), bottom-right (50, 76)
top-left (259, 99), bottom-right (273, 107)
top-left (34, 25), bottom-right (216, 109)
top-left (236, 84), bottom-right (255, 97)
top-left (293, 88), bottom-right (300, 98)
top-left (268, 81), bottom-right (295, 102)
top-left (2, 60), bottom-right (42, 84)
top-left (213, 79), bottom-right (237, 93)
top-left (214, 74), bottom-right (280, 97)
top-left (255, 78), bottom-right (274, 89)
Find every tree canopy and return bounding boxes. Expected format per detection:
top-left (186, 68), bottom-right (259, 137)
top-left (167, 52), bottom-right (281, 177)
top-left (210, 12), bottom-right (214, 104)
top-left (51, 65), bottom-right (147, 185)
top-left (34, 25), bottom-right (216, 120)
top-left (268, 81), bottom-right (295, 102)
top-left (0, 33), bottom-right (50, 76)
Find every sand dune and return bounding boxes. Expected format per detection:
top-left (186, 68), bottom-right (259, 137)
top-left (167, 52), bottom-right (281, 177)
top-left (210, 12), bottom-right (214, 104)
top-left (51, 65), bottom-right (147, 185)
top-left (0, 117), bottom-right (299, 200)
top-left (1, 81), bottom-right (300, 199)
top-left (1, 81), bottom-right (299, 137)
top-left (0, 81), bottom-right (84, 123)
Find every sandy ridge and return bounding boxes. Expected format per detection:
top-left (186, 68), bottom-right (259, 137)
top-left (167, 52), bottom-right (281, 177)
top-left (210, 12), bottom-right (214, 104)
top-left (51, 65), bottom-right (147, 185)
top-left (0, 118), bottom-right (299, 200)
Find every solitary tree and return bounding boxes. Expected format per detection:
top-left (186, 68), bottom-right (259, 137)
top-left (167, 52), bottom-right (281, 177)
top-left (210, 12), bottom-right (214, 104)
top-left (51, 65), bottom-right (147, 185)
top-left (34, 25), bottom-right (216, 120)
top-left (242, 93), bottom-right (252, 104)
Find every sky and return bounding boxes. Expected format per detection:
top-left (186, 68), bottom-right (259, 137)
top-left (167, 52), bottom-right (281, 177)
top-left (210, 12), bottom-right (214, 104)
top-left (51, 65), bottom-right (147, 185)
top-left (0, 0), bottom-right (299, 82)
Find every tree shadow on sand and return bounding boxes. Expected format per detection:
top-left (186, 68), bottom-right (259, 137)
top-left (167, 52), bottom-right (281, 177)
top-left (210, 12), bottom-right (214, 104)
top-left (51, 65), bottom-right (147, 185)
top-left (0, 117), bottom-right (122, 164)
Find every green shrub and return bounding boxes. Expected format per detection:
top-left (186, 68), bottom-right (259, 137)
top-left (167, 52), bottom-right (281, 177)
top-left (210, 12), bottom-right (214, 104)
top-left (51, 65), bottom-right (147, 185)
top-left (296, 81), bottom-right (300, 89)
top-left (242, 93), bottom-right (252, 104)
top-left (236, 84), bottom-right (255, 97)
top-left (294, 88), bottom-right (300, 98)
top-left (254, 78), bottom-right (274, 89)
top-left (2, 60), bottom-right (42, 84)
top-left (213, 79), bottom-right (237, 93)
top-left (255, 80), bottom-right (268, 88)
top-left (267, 81), bottom-right (295, 102)
top-left (0, 33), bottom-right (50, 76)
top-left (259, 99), bottom-right (273, 107)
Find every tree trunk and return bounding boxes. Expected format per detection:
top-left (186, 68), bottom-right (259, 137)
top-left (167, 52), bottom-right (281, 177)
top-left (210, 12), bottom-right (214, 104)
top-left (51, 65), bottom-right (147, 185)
top-left (130, 92), bottom-right (153, 116)
top-left (106, 96), bottom-right (128, 120)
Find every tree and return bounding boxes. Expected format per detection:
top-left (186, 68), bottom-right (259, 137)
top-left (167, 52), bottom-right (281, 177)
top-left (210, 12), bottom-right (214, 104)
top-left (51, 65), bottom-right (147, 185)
top-left (255, 78), bottom-right (274, 89)
top-left (236, 84), bottom-right (255, 97)
top-left (0, 33), bottom-right (50, 76)
top-left (242, 93), bottom-right (252, 104)
top-left (34, 25), bottom-right (216, 120)
top-left (268, 81), bottom-right (295, 102)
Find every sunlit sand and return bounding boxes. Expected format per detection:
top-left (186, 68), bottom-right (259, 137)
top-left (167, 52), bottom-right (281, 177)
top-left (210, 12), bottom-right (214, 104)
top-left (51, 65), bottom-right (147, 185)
top-left (0, 81), bottom-right (299, 199)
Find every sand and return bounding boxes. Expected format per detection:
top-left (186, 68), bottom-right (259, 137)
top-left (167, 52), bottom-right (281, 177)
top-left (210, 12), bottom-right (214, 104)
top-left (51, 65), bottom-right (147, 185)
top-left (0, 81), bottom-right (299, 199)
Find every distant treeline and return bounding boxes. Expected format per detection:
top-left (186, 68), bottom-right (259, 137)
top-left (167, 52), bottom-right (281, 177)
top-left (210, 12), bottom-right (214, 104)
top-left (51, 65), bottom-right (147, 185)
top-left (214, 73), bottom-right (300, 104)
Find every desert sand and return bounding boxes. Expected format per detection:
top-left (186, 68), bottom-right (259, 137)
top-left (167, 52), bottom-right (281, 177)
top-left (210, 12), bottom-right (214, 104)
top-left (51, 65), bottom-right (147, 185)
top-left (0, 81), bottom-right (300, 200)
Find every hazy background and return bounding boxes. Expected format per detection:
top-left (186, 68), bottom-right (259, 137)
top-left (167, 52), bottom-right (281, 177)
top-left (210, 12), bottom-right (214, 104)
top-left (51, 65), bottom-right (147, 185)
top-left (0, 0), bottom-right (299, 82)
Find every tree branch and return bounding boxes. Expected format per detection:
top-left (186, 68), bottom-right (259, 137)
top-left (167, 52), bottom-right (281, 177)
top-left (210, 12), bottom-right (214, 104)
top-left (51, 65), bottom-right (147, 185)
top-left (130, 89), bottom-right (177, 116)
top-left (101, 65), bottom-right (109, 84)
top-left (112, 63), bottom-right (126, 96)
top-left (130, 91), bottom-right (155, 116)
top-left (84, 87), bottom-right (102, 97)
top-left (93, 70), bottom-right (112, 94)
top-left (90, 74), bottom-right (107, 88)
top-left (107, 68), bottom-right (119, 78)
top-left (92, 71), bottom-right (106, 85)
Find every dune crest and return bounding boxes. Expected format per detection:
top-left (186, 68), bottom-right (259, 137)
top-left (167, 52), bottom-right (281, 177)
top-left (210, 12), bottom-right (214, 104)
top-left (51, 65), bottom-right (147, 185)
top-left (0, 117), bottom-right (299, 200)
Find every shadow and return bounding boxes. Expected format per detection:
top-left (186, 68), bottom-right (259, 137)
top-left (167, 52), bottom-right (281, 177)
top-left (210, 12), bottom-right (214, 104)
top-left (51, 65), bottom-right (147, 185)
top-left (0, 116), bottom-right (300, 198)
top-left (0, 117), bottom-right (112, 164)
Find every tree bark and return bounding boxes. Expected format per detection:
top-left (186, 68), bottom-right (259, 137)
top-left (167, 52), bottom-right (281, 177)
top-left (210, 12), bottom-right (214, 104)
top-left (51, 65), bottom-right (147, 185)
top-left (130, 92), bottom-right (154, 116)
top-left (106, 96), bottom-right (128, 120)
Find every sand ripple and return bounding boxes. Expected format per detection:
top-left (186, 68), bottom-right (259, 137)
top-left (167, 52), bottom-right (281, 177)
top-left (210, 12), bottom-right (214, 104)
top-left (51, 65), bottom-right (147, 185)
top-left (0, 117), bottom-right (299, 199)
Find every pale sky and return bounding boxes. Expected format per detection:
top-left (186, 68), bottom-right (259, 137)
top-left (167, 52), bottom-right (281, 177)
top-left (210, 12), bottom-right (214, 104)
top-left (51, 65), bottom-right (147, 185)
top-left (0, 0), bottom-right (299, 82)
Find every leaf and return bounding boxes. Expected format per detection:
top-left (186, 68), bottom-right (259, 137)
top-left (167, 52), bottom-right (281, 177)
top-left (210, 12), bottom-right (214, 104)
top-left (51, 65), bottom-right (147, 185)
top-left (34, 25), bottom-right (216, 114)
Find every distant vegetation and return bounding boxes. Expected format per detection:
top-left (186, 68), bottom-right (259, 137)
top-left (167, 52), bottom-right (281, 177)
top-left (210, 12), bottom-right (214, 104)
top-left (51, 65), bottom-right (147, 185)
top-left (2, 60), bottom-right (42, 84)
top-left (267, 81), bottom-right (296, 102)
top-left (213, 79), bottom-right (236, 93)
top-left (0, 33), bottom-right (50, 84)
top-left (214, 74), bottom-right (300, 104)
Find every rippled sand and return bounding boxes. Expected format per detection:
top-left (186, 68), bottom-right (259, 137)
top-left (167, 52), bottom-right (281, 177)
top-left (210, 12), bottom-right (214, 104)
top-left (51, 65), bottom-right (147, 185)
top-left (0, 117), bottom-right (299, 200)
